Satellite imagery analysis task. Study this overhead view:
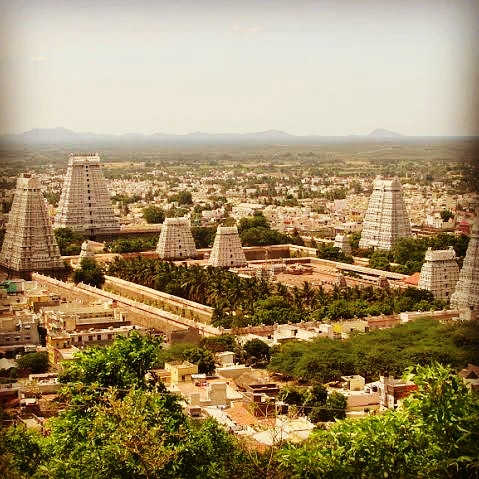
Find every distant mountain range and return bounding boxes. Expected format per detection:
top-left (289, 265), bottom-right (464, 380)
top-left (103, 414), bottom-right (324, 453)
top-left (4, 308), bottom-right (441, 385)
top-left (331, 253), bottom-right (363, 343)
top-left (0, 126), bottom-right (427, 146)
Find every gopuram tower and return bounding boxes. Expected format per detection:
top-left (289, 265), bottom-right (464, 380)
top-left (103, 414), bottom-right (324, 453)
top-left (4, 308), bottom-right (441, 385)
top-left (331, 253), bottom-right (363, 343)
top-left (0, 174), bottom-right (66, 279)
top-left (450, 217), bottom-right (479, 312)
top-left (55, 153), bottom-right (120, 239)
top-left (209, 226), bottom-right (247, 268)
top-left (156, 217), bottom-right (197, 260)
top-left (359, 176), bottom-right (411, 250)
top-left (418, 247), bottom-right (460, 301)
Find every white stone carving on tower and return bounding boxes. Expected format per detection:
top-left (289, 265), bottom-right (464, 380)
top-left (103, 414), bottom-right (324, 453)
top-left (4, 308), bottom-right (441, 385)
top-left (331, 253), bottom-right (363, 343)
top-left (450, 217), bottom-right (479, 311)
top-left (359, 176), bottom-right (411, 250)
top-left (156, 217), bottom-right (197, 260)
top-left (333, 234), bottom-right (352, 256)
top-left (209, 226), bottom-right (247, 268)
top-left (55, 153), bottom-right (120, 238)
top-left (0, 174), bottom-right (65, 278)
top-left (418, 247), bottom-right (460, 301)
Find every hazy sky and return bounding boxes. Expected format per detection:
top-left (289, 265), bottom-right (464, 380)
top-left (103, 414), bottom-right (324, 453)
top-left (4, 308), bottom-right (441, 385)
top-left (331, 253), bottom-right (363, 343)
top-left (1, 0), bottom-right (478, 136)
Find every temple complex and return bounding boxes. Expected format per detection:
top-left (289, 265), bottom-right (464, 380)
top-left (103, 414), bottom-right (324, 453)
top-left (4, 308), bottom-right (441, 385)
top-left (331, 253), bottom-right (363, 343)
top-left (0, 174), bottom-right (66, 279)
top-left (359, 176), bottom-right (411, 250)
top-left (418, 247), bottom-right (460, 301)
top-left (209, 226), bottom-right (247, 268)
top-left (156, 217), bottom-right (197, 260)
top-left (54, 154), bottom-right (120, 239)
top-left (450, 217), bottom-right (479, 311)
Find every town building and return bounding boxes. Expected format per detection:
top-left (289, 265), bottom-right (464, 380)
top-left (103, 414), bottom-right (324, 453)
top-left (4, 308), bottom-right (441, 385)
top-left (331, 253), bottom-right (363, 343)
top-left (156, 217), bottom-right (197, 260)
top-left (379, 375), bottom-right (417, 410)
top-left (208, 226), bottom-right (247, 268)
top-left (459, 364), bottom-right (479, 392)
top-left (450, 217), bottom-right (479, 312)
top-left (0, 174), bottom-right (66, 280)
top-left (359, 176), bottom-right (411, 250)
top-left (418, 247), bottom-right (460, 301)
top-left (55, 154), bottom-right (120, 239)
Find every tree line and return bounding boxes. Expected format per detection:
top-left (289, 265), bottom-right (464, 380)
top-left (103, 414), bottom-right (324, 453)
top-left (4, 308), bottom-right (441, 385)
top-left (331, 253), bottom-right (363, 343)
top-left (268, 318), bottom-right (479, 383)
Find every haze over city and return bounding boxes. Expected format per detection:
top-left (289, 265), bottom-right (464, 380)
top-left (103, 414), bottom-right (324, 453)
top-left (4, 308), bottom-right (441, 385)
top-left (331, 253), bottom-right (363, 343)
top-left (1, 0), bottom-right (478, 137)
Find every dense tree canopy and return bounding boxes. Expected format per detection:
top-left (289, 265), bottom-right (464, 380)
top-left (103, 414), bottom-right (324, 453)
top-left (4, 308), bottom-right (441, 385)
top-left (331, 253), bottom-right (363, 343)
top-left (269, 318), bottom-right (479, 382)
top-left (237, 213), bottom-right (303, 247)
top-left (71, 257), bottom-right (105, 288)
top-left (60, 331), bottom-right (163, 389)
top-left (105, 236), bottom-right (159, 253)
top-left (142, 205), bottom-right (166, 224)
top-left (278, 364), bottom-right (479, 478)
top-left (15, 352), bottom-right (49, 374)
top-left (54, 227), bottom-right (85, 256)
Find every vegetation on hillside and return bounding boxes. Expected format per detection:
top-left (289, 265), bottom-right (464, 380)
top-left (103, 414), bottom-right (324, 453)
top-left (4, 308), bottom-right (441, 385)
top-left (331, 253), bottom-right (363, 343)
top-left (268, 318), bottom-right (479, 382)
top-left (1, 336), bottom-right (477, 479)
top-left (1, 333), bottom-right (255, 479)
top-left (278, 363), bottom-right (479, 479)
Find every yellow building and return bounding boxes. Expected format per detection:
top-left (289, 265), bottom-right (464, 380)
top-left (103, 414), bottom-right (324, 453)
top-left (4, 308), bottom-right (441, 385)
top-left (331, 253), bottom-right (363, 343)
top-left (164, 361), bottom-right (198, 385)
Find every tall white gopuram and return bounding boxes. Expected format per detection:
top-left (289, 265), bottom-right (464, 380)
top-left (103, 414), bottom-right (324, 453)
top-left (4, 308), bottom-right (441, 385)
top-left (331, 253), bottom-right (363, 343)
top-left (418, 247), bottom-right (460, 301)
top-left (55, 154), bottom-right (120, 239)
top-left (209, 226), bottom-right (247, 268)
top-left (450, 217), bottom-right (479, 311)
top-left (0, 174), bottom-right (65, 279)
top-left (359, 176), bottom-right (411, 250)
top-left (156, 217), bottom-right (197, 260)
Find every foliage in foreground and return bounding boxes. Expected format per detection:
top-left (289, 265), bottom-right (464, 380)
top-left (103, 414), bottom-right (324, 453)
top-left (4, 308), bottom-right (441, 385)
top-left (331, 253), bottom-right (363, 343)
top-left (1, 333), bottom-right (260, 479)
top-left (278, 363), bottom-right (479, 479)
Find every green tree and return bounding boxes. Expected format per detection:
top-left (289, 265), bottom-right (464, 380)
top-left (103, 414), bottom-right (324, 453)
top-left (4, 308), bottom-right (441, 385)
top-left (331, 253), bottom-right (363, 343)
top-left (60, 331), bottom-right (164, 389)
top-left (72, 257), bottom-right (105, 288)
top-left (54, 227), bottom-right (85, 256)
top-left (278, 363), bottom-right (479, 479)
top-left (183, 346), bottom-right (216, 375)
top-left (191, 226), bottom-right (217, 248)
top-left (142, 205), bottom-right (165, 224)
top-left (244, 338), bottom-right (271, 365)
top-left (278, 386), bottom-right (307, 407)
top-left (170, 190), bottom-right (193, 205)
top-left (440, 209), bottom-right (454, 222)
top-left (16, 352), bottom-right (49, 374)
top-left (368, 250), bottom-right (390, 270)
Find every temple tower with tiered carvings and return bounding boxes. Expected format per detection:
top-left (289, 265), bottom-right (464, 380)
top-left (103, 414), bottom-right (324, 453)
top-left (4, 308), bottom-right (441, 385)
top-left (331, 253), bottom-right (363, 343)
top-left (55, 153), bottom-right (120, 239)
top-left (450, 217), bottom-right (479, 311)
top-left (156, 217), bottom-right (197, 260)
top-left (418, 247), bottom-right (460, 301)
top-left (209, 226), bottom-right (247, 268)
top-left (0, 174), bottom-right (66, 279)
top-left (359, 176), bottom-right (411, 250)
